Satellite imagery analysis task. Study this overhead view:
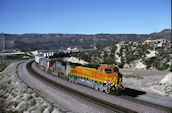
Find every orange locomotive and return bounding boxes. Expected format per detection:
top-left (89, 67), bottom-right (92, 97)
top-left (37, 58), bottom-right (124, 93)
top-left (69, 64), bottom-right (123, 93)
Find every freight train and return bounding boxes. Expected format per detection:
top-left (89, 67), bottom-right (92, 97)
top-left (35, 56), bottom-right (124, 94)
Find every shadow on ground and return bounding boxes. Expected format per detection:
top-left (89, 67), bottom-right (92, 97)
top-left (121, 87), bottom-right (146, 97)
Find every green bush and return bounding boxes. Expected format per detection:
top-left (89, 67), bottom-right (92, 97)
top-left (169, 65), bottom-right (172, 72)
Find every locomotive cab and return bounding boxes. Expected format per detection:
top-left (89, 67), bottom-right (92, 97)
top-left (98, 65), bottom-right (123, 92)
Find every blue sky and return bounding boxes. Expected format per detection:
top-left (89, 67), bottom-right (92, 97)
top-left (0, 0), bottom-right (171, 34)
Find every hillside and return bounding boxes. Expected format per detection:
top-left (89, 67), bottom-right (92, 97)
top-left (72, 39), bottom-right (172, 71)
top-left (0, 29), bottom-right (171, 51)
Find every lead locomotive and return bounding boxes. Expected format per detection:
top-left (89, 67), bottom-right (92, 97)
top-left (36, 56), bottom-right (124, 94)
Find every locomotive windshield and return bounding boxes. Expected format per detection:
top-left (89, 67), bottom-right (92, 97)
top-left (105, 68), bottom-right (113, 74)
top-left (113, 67), bottom-right (119, 72)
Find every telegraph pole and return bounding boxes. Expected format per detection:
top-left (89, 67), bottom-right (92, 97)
top-left (2, 34), bottom-right (5, 52)
top-left (1, 33), bottom-right (6, 63)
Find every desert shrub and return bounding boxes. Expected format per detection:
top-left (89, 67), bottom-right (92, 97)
top-left (169, 65), bottom-right (172, 72)
top-left (0, 63), bottom-right (7, 72)
top-left (145, 57), bottom-right (157, 69)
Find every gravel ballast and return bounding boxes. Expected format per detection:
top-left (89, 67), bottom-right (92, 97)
top-left (19, 60), bottom-right (115, 113)
top-left (0, 61), bottom-right (70, 113)
top-left (31, 60), bottom-right (171, 113)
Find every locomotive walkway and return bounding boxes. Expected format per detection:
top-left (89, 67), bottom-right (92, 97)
top-left (18, 60), bottom-right (172, 113)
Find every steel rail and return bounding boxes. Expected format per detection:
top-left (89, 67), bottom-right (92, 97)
top-left (26, 60), bottom-right (137, 113)
top-left (26, 60), bottom-right (172, 113)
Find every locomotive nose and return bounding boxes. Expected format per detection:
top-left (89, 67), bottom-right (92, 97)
top-left (114, 73), bottom-right (122, 86)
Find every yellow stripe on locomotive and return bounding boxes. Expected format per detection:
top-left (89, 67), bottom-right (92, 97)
top-left (70, 65), bottom-right (123, 88)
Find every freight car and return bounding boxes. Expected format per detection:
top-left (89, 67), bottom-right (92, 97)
top-left (36, 58), bottom-right (124, 93)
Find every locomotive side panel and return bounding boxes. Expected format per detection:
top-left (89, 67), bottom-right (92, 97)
top-left (51, 60), bottom-right (66, 76)
top-left (70, 66), bottom-right (105, 83)
top-left (39, 58), bottom-right (50, 68)
top-left (70, 65), bottom-right (123, 88)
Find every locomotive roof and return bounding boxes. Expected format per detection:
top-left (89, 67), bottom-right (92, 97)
top-left (70, 63), bottom-right (100, 69)
top-left (48, 59), bottom-right (102, 69)
top-left (81, 64), bottom-right (100, 69)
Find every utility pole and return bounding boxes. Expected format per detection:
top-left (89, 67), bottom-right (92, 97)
top-left (1, 33), bottom-right (6, 63)
top-left (2, 34), bottom-right (5, 52)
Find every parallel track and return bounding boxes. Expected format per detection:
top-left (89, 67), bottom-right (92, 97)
top-left (26, 61), bottom-right (136, 113)
top-left (26, 60), bottom-right (172, 113)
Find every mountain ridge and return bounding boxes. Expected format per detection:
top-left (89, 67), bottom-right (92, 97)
top-left (0, 29), bottom-right (171, 51)
top-left (72, 38), bottom-right (171, 71)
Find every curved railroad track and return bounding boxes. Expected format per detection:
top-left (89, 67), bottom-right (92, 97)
top-left (26, 60), bottom-right (136, 113)
top-left (25, 60), bottom-right (171, 113)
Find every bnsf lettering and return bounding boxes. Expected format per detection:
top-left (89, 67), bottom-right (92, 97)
top-left (71, 69), bottom-right (77, 74)
top-left (82, 70), bottom-right (98, 79)
top-left (90, 72), bottom-right (98, 79)
top-left (82, 70), bottom-right (92, 76)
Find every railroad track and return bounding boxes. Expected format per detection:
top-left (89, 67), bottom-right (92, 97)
top-left (26, 61), bottom-right (136, 113)
top-left (26, 60), bottom-right (172, 113)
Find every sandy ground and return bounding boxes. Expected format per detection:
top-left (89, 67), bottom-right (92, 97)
top-left (119, 69), bottom-right (172, 109)
top-left (120, 69), bottom-right (172, 97)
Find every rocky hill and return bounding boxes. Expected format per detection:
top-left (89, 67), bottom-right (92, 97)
top-left (0, 62), bottom-right (62, 113)
top-left (72, 39), bottom-right (172, 71)
top-left (0, 29), bottom-right (171, 51)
